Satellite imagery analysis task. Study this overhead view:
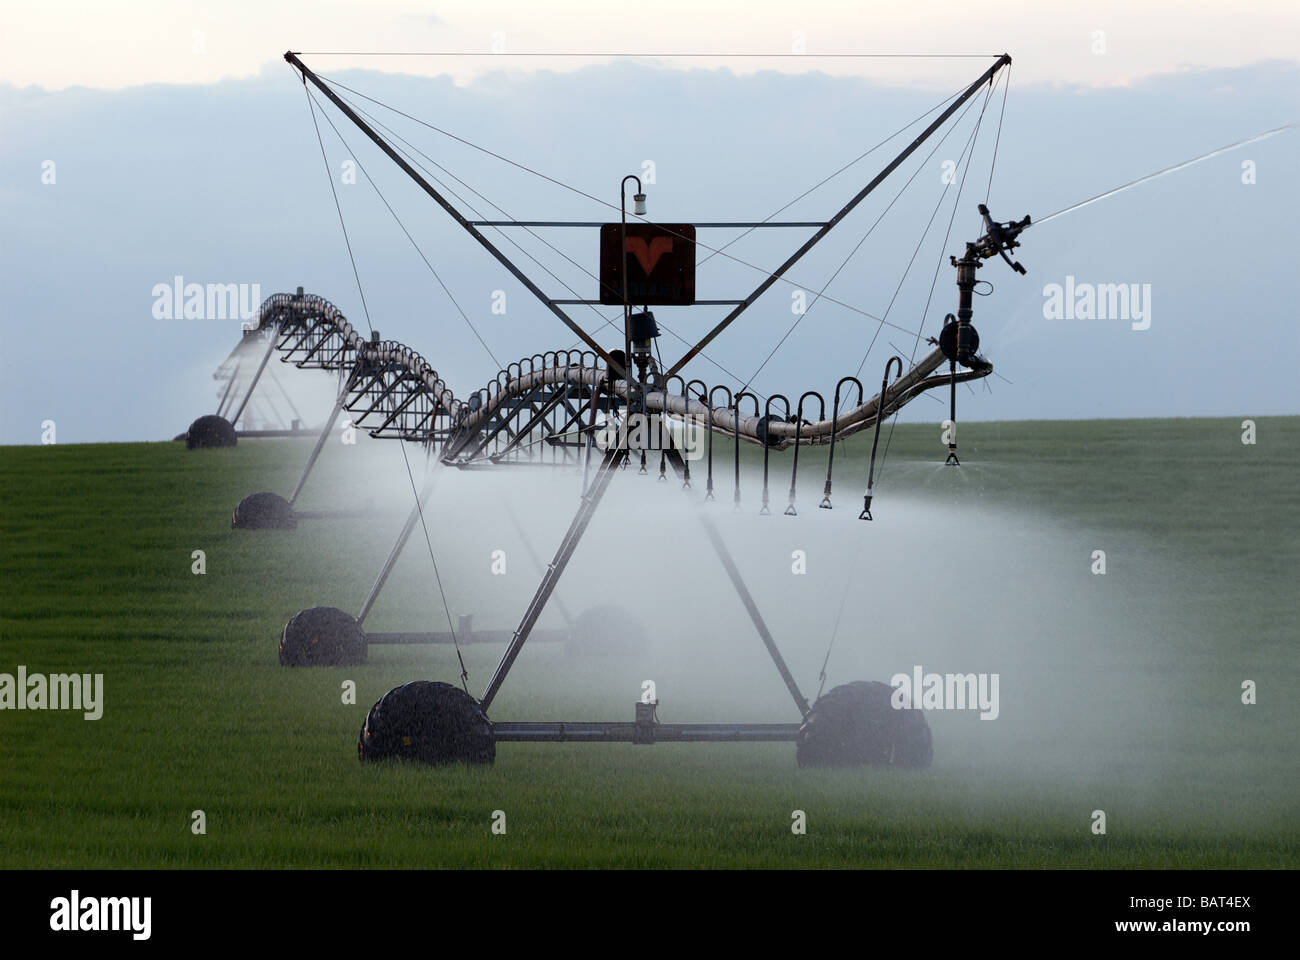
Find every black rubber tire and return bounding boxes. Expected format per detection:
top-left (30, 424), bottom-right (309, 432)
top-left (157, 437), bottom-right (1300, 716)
top-left (279, 606), bottom-right (367, 667)
top-left (565, 605), bottom-right (649, 659)
top-left (232, 491), bottom-right (296, 530)
top-left (358, 680), bottom-right (495, 766)
top-left (891, 700), bottom-right (935, 768)
top-left (796, 680), bottom-right (933, 769)
top-left (185, 414), bottom-right (237, 449)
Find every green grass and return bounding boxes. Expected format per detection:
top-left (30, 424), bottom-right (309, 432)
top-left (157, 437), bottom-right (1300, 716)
top-left (1, 418), bottom-right (1296, 868)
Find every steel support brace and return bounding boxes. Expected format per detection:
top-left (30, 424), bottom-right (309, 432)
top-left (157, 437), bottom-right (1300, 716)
top-left (490, 388), bottom-right (569, 461)
top-left (268, 369), bottom-right (306, 426)
top-left (458, 384), bottom-right (548, 462)
top-left (229, 331), bottom-right (279, 428)
top-left (664, 447), bottom-right (811, 719)
top-left (356, 469), bottom-right (438, 626)
top-left (367, 628), bottom-right (570, 645)
top-left (665, 53), bottom-right (1011, 379)
top-left (289, 375), bottom-right (353, 507)
top-left (479, 446), bottom-right (626, 711)
top-left (285, 51), bottom-right (632, 384)
top-left (215, 356), bottom-right (243, 418)
top-left (493, 721), bottom-right (801, 743)
top-left (503, 499), bottom-right (574, 627)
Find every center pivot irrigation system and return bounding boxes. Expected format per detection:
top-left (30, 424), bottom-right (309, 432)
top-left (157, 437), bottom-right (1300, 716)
top-left (186, 50), bottom-right (1033, 768)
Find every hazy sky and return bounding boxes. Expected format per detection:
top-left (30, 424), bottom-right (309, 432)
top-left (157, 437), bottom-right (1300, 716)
top-left (5, 0), bottom-right (1299, 90)
top-left (2, 2), bottom-right (1298, 443)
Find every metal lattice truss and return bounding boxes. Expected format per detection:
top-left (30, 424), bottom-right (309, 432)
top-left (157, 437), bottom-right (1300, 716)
top-left (251, 290), bottom-right (992, 469)
top-left (210, 328), bottom-right (312, 434)
top-left (207, 50), bottom-right (1039, 757)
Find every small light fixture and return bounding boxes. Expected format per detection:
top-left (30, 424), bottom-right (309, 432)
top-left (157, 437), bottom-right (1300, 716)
top-left (633, 193), bottom-right (647, 216)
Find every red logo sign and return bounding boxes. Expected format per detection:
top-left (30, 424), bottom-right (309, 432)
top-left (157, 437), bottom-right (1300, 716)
top-left (599, 224), bottom-right (696, 306)
top-left (624, 236), bottom-right (675, 275)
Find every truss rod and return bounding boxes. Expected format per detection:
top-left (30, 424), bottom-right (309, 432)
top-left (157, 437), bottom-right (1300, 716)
top-left (285, 51), bottom-right (632, 383)
top-left (467, 220), bottom-right (828, 228)
top-left (664, 446), bottom-right (810, 718)
top-left (228, 331), bottom-right (278, 427)
top-left (480, 446), bottom-right (625, 711)
top-left (356, 470), bottom-right (438, 626)
top-left (215, 355), bottom-right (242, 418)
top-left (288, 372), bottom-right (353, 507)
top-left (550, 299), bottom-right (745, 306)
top-left (504, 498), bottom-right (575, 627)
top-left (665, 53), bottom-right (1011, 379)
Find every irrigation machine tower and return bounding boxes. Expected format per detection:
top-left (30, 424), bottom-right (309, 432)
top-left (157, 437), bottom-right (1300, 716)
top-left (186, 50), bottom-right (1031, 768)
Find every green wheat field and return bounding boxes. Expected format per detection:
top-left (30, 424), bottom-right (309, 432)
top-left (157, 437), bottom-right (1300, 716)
top-left (1, 417), bottom-right (1296, 868)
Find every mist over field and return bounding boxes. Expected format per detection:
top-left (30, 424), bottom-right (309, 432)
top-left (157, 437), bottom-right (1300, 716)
top-left (270, 409), bottom-right (1293, 831)
top-left (2, 3), bottom-right (1297, 881)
